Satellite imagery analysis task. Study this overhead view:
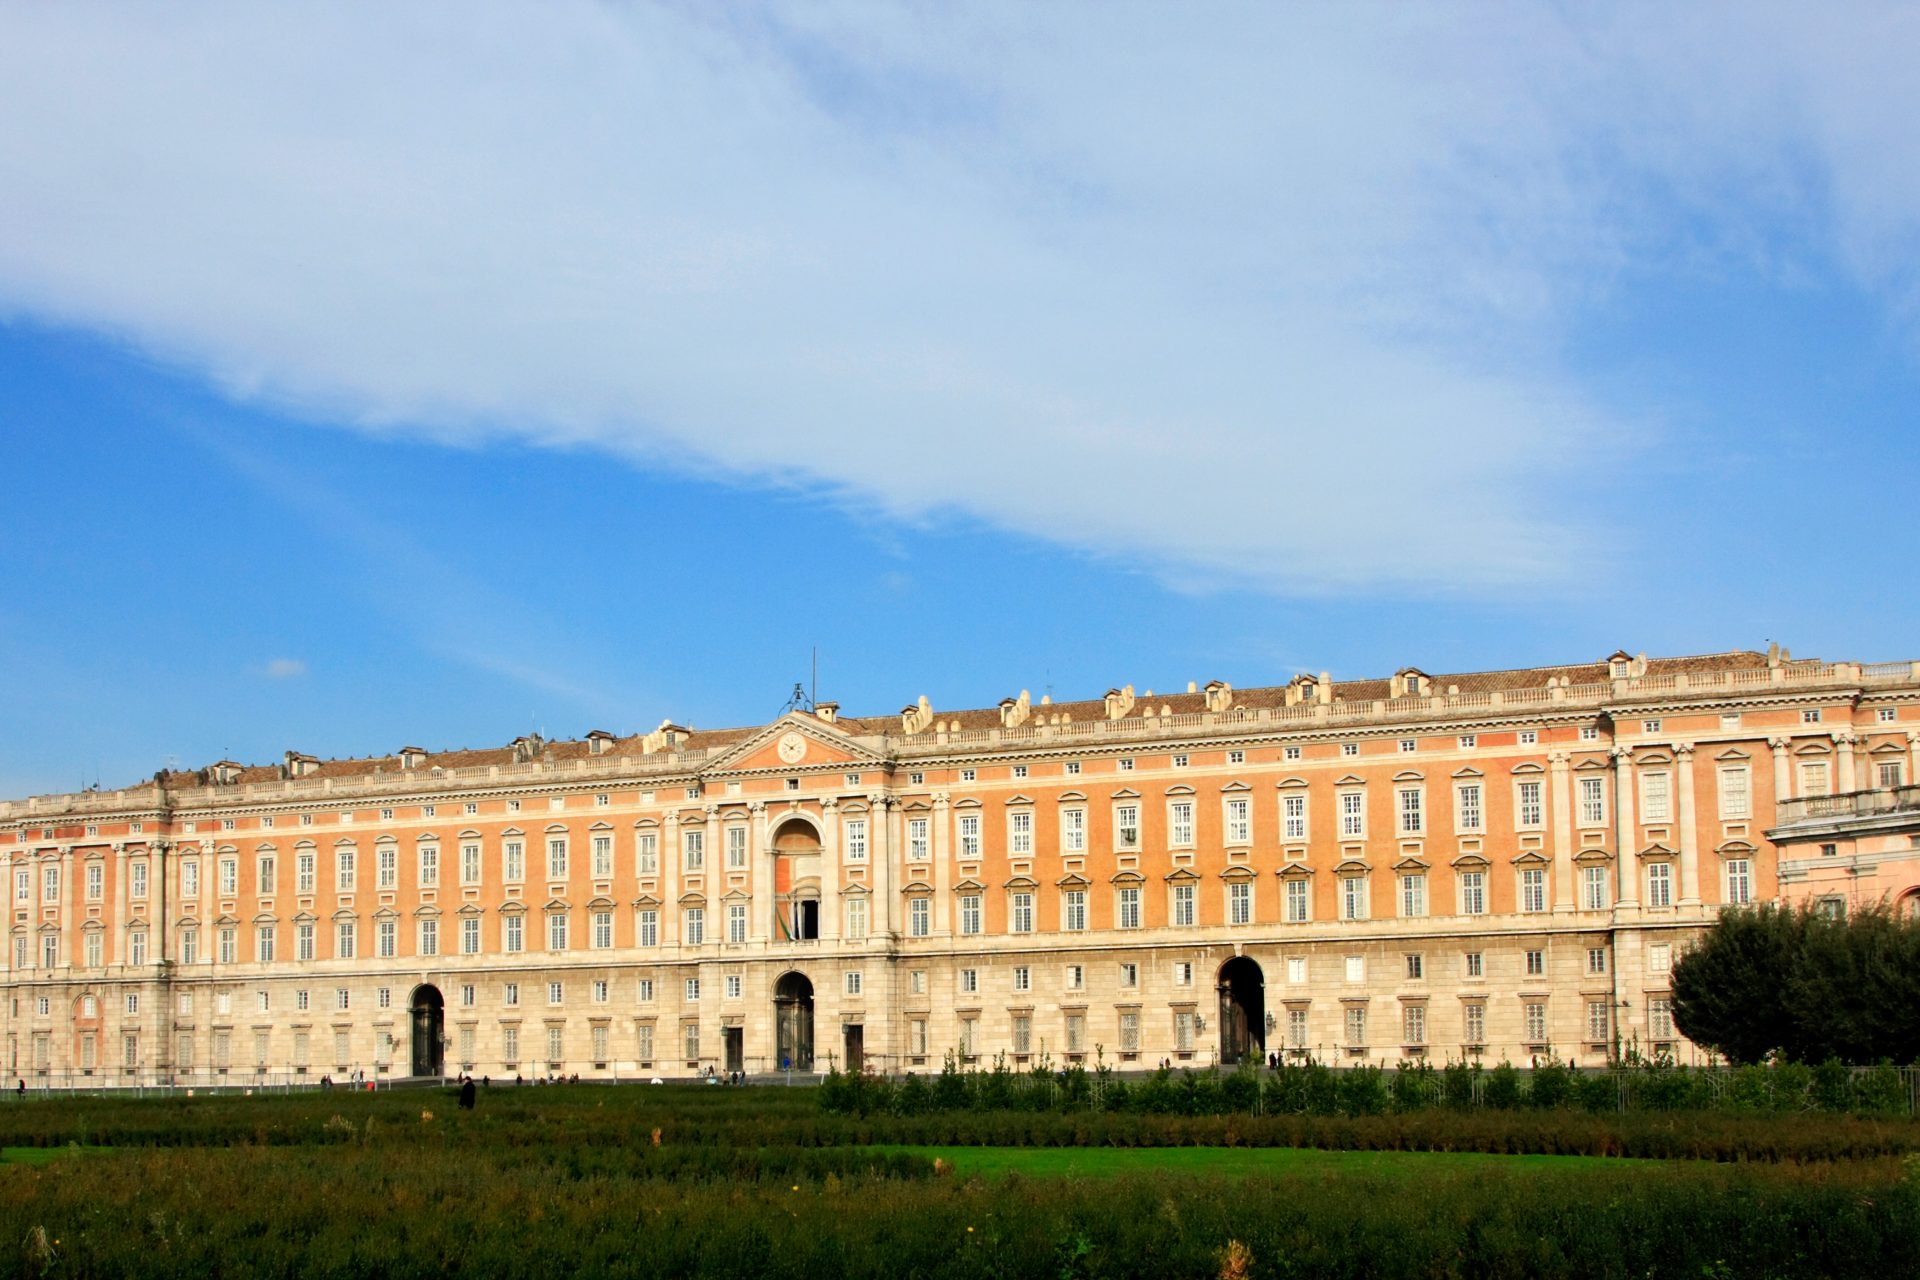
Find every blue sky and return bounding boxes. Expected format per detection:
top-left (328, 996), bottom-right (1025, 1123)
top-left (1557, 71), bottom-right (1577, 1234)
top-left (2, 3), bottom-right (1918, 798)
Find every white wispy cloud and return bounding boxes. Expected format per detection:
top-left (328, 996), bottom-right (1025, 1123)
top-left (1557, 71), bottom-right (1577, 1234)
top-left (0, 3), bottom-right (1915, 595)
top-left (263, 658), bottom-right (308, 680)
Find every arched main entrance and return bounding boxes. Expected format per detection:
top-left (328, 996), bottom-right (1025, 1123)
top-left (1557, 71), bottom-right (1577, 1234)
top-left (409, 984), bottom-right (445, 1078)
top-left (773, 971), bottom-right (814, 1071)
top-left (1217, 957), bottom-right (1265, 1066)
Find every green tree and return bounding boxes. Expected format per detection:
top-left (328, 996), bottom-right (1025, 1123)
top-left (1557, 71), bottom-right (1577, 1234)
top-left (1670, 904), bottom-right (1803, 1064)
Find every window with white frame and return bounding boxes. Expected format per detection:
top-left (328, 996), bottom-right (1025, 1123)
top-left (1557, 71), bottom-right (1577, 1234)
top-left (296, 922), bottom-right (315, 960)
top-left (1525, 948), bottom-right (1545, 976)
top-left (908, 897), bottom-right (930, 936)
top-left (1726, 858), bottom-right (1753, 905)
top-left (1879, 760), bottom-right (1905, 789)
top-left (1171, 754), bottom-right (1188, 769)
top-left (1455, 783), bottom-right (1482, 833)
top-left (845, 818), bottom-right (869, 862)
top-left (1586, 946), bottom-right (1607, 975)
top-left (336, 920), bottom-right (356, 959)
top-left (1646, 862), bottom-right (1673, 907)
top-left (727, 902), bottom-right (748, 943)
top-left (1404, 1005), bottom-right (1426, 1046)
top-left (1282, 792), bottom-right (1307, 840)
top-left (1639, 771), bottom-right (1671, 822)
top-left (1115, 803), bottom-right (1140, 850)
top-left (959, 967), bottom-right (978, 994)
top-left (1228, 881), bottom-right (1251, 925)
top-left (1168, 800), bottom-right (1194, 847)
top-left (908, 817), bottom-right (930, 861)
top-left (683, 906), bottom-right (705, 945)
top-left (334, 850), bottom-right (354, 892)
top-left (959, 895), bottom-right (982, 935)
top-left (1064, 889), bottom-right (1088, 931)
top-left (1580, 726), bottom-right (1600, 742)
top-left (1285, 878), bottom-right (1309, 922)
top-left (1010, 892), bottom-right (1034, 933)
top-left (504, 914), bottom-right (524, 952)
top-left (1119, 961), bottom-right (1139, 988)
top-left (1174, 961), bottom-right (1193, 986)
top-left (1524, 1003), bottom-right (1547, 1043)
top-left (1802, 708), bottom-right (1823, 724)
top-left (459, 843), bottom-right (481, 886)
top-left (1464, 951), bottom-right (1483, 978)
top-left (1062, 807), bottom-right (1087, 853)
top-left (1459, 870), bottom-right (1486, 915)
top-left (1464, 1003), bottom-right (1485, 1044)
top-left (958, 813), bottom-right (982, 857)
top-left (1578, 776), bottom-right (1606, 826)
top-left (685, 978), bottom-right (700, 1001)
top-left (1877, 707), bottom-right (1897, 723)
top-left (1518, 730), bottom-right (1538, 746)
top-left (844, 897), bottom-right (868, 939)
top-left (130, 860), bottom-right (148, 898)
top-left (1342, 743), bottom-right (1359, 757)
top-left (1117, 886), bottom-right (1141, 928)
top-left (1718, 767), bottom-right (1750, 819)
top-left (1012, 965), bottom-right (1030, 992)
top-left (1339, 790), bottom-right (1365, 838)
top-left (1400, 872), bottom-right (1426, 917)
top-left (1344, 1006), bottom-right (1367, 1046)
top-left (1397, 786), bottom-right (1423, 834)
top-left (844, 970), bottom-right (863, 996)
top-left (1581, 865), bottom-right (1608, 910)
top-left (1171, 882), bottom-right (1196, 926)
top-left (1798, 760), bottom-right (1830, 796)
top-left (637, 909), bottom-right (658, 947)
top-left (1224, 797), bottom-right (1250, 845)
top-left (1286, 1008), bottom-right (1308, 1048)
top-left (682, 829), bottom-right (704, 870)
top-left (1648, 997), bottom-right (1674, 1039)
top-left (1519, 867), bottom-right (1546, 913)
top-left (503, 840), bottom-right (524, 882)
top-left (1516, 779), bottom-right (1543, 828)
top-left (1065, 761), bottom-right (1082, 775)
top-left (1341, 875), bottom-right (1367, 920)
top-left (593, 834), bottom-right (615, 877)
top-left (546, 913), bottom-right (568, 951)
top-left (378, 846), bottom-right (398, 890)
top-left (1399, 738), bottom-right (1416, 753)
top-left (1284, 746), bottom-right (1302, 761)
top-left (415, 846), bottom-right (435, 888)
top-left (461, 917), bottom-right (481, 954)
top-left (636, 832), bottom-right (658, 875)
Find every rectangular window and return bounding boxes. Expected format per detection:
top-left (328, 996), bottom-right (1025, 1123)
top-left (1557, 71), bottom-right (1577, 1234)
top-left (959, 894), bottom-right (982, 935)
top-left (1465, 951), bottom-right (1483, 977)
top-left (908, 897), bottom-right (930, 936)
top-left (1172, 883), bottom-right (1195, 927)
top-left (682, 829), bottom-right (704, 871)
top-left (1639, 772), bottom-right (1671, 822)
top-left (1120, 961), bottom-right (1139, 988)
top-left (1175, 961), bottom-right (1193, 985)
top-left (256, 855), bottom-right (276, 893)
top-left (726, 902), bottom-right (747, 944)
top-left (1798, 761), bottom-right (1830, 797)
top-left (1341, 875), bottom-right (1367, 921)
top-left (128, 931), bottom-right (147, 965)
top-left (845, 819), bottom-right (869, 862)
top-left (683, 907), bottom-right (705, 945)
top-left (1228, 881), bottom-right (1251, 925)
top-left (376, 846), bottom-right (397, 890)
top-left (1405, 952), bottom-right (1424, 980)
top-left (1285, 878), bottom-right (1309, 922)
top-left (1458, 734), bottom-right (1477, 749)
top-left (1062, 807), bottom-right (1087, 853)
top-left (336, 920), bottom-right (356, 959)
top-left (546, 913), bottom-right (568, 951)
top-left (1168, 801), bottom-right (1194, 847)
top-left (1339, 791), bottom-right (1365, 838)
top-left (1403, 1005), bottom-right (1426, 1046)
top-left (958, 814), bottom-right (981, 857)
top-left (1397, 787), bottom-right (1423, 834)
top-left (1649, 997), bottom-right (1675, 1039)
top-left (1176, 1010), bottom-right (1195, 1051)
top-left (637, 978), bottom-right (655, 1003)
top-left (1586, 946), bottom-right (1607, 975)
top-left (1006, 811), bottom-right (1031, 856)
top-left (1519, 729), bottom-right (1538, 746)
top-left (1718, 767), bottom-right (1750, 819)
top-left (1344, 1007), bottom-right (1367, 1047)
top-left (1282, 792), bottom-right (1307, 840)
top-left (637, 909), bottom-right (659, 947)
top-left (685, 978), bottom-right (700, 1002)
top-left (131, 861), bottom-right (148, 898)
top-left (1464, 1003), bottom-right (1485, 1044)
top-left (724, 827), bottom-right (745, 871)
top-left (257, 925), bottom-right (276, 963)
top-left (177, 930), bottom-right (195, 965)
top-left (908, 817), bottom-right (930, 861)
top-left (504, 915), bottom-right (524, 953)
top-left (1117, 886), bottom-right (1141, 929)
top-left (1524, 1003), bottom-right (1547, 1043)
top-left (85, 931), bottom-right (103, 967)
top-left (958, 967), bottom-right (980, 995)
top-left (1582, 865), bottom-right (1608, 910)
top-left (1286, 1008), bottom-right (1308, 1049)
top-left (504, 840), bottom-right (525, 882)
top-left (1455, 784), bottom-right (1482, 833)
top-left (843, 897), bottom-right (868, 939)
top-left (1726, 858), bottom-right (1753, 905)
top-left (1878, 761), bottom-right (1905, 789)
top-left (1012, 1014), bottom-right (1032, 1054)
top-left (1064, 889), bottom-right (1088, 931)
top-left (1224, 798), bottom-right (1250, 845)
top-left (1400, 873), bottom-right (1426, 918)
top-left (1525, 949), bottom-right (1545, 977)
top-left (1516, 779), bottom-right (1543, 828)
top-left (501, 1026), bottom-right (519, 1064)
top-left (1284, 746), bottom-right (1301, 761)
top-left (461, 917), bottom-right (481, 955)
top-left (1287, 956), bottom-right (1307, 983)
top-left (377, 919), bottom-right (397, 958)
top-left (295, 922), bottom-right (314, 961)
top-left (1520, 868), bottom-right (1546, 913)
top-left (1647, 862), bottom-right (1673, 907)
top-left (1578, 776), bottom-right (1606, 826)
top-left (86, 863), bottom-right (104, 901)
top-left (636, 833), bottom-right (658, 875)
top-left (176, 862), bottom-right (190, 897)
top-left (1802, 708), bottom-right (1823, 724)
top-left (1115, 804), bottom-right (1140, 850)
top-left (593, 835), bottom-right (615, 878)
top-left (1010, 892), bottom-right (1034, 933)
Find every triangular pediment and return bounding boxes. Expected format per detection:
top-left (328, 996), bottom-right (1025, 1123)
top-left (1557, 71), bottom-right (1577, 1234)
top-left (701, 713), bottom-right (887, 775)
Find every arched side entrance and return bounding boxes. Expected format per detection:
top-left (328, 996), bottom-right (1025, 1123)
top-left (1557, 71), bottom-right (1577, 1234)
top-left (1217, 957), bottom-right (1265, 1065)
top-left (410, 984), bottom-right (446, 1078)
top-left (772, 819), bottom-right (823, 940)
top-left (773, 971), bottom-right (814, 1071)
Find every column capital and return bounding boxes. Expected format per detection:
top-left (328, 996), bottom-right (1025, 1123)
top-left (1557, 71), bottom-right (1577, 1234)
top-left (865, 792), bottom-right (895, 810)
top-left (1830, 729), bottom-right (1856, 747)
top-left (1769, 736), bottom-right (1792, 752)
top-left (1547, 750), bottom-right (1571, 766)
top-left (1611, 747), bottom-right (1634, 764)
top-left (1674, 743), bottom-right (1696, 759)
top-left (820, 797), bottom-right (838, 815)
top-left (746, 800), bottom-right (767, 815)
top-left (702, 803), bottom-right (720, 819)
top-left (931, 791), bottom-right (950, 808)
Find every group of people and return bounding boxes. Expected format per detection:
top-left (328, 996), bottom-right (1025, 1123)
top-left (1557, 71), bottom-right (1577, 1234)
top-left (703, 1065), bottom-right (749, 1086)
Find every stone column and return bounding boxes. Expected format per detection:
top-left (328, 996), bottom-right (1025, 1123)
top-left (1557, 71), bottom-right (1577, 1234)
top-left (1834, 731), bottom-right (1858, 794)
top-left (111, 841), bottom-right (129, 967)
top-left (868, 793), bottom-right (895, 941)
top-left (1908, 731), bottom-right (1920, 791)
top-left (1675, 744), bottom-right (1701, 908)
top-left (59, 844), bottom-right (76, 972)
top-left (1770, 737), bottom-right (1791, 805)
top-left (1548, 752), bottom-right (1573, 911)
top-left (1612, 749), bottom-right (1639, 907)
top-left (749, 802), bottom-right (771, 944)
top-left (931, 793), bottom-right (952, 935)
top-left (819, 800), bottom-right (841, 941)
top-left (661, 813), bottom-right (680, 948)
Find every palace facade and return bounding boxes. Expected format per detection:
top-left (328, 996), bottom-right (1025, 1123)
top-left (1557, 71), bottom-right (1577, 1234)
top-left (5, 646), bottom-right (1918, 1084)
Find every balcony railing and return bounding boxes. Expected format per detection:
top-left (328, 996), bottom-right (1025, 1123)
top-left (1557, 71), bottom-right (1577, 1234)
top-left (1775, 784), bottom-right (1920, 828)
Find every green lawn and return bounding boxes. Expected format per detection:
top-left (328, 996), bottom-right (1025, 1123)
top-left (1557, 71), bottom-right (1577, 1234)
top-left (0, 1146), bottom-right (102, 1167)
top-left (880, 1143), bottom-right (1646, 1179)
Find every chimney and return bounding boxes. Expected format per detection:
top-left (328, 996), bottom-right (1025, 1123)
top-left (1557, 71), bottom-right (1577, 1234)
top-left (283, 751), bottom-right (319, 779)
top-left (1203, 680), bottom-right (1232, 713)
top-left (814, 702), bottom-right (839, 725)
top-left (999, 690), bottom-right (1032, 728)
top-left (641, 721), bottom-right (687, 754)
top-left (397, 746), bottom-right (427, 770)
top-left (900, 695), bottom-right (933, 734)
top-left (1103, 685), bottom-right (1137, 720)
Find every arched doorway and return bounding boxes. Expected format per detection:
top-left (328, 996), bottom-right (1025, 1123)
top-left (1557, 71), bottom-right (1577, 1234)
top-left (1216, 957), bottom-right (1265, 1065)
top-left (773, 971), bottom-right (814, 1071)
top-left (772, 819), bottom-right (824, 940)
top-left (410, 985), bottom-right (445, 1078)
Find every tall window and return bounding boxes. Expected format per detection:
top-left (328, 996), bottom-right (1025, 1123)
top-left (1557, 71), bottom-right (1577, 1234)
top-left (1639, 772), bottom-right (1671, 822)
top-left (1285, 878), bottom-right (1310, 922)
top-left (1524, 1003), bottom-right (1547, 1043)
top-left (418, 919), bottom-right (438, 957)
top-left (960, 895), bottom-right (982, 935)
top-left (1464, 1003), bottom-right (1485, 1044)
top-left (175, 862), bottom-right (189, 897)
top-left (845, 819), bottom-right (869, 862)
top-left (503, 915), bottom-right (523, 953)
top-left (458, 843), bottom-right (480, 885)
top-left (1339, 791), bottom-right (1365, 838)
top-left (218, 858), bottom-right (237, 896)
top-left (727, 902), bottom-right (748, 944)
top-left (1009, 892), bottom-right (1034, 933)
top-left (1224, 798), bottom-right (1250, 845)
top-left (1520, 868), bottom-right (1546, 913)
top-left (1064, 889), bottom-right (1088, 930)
top-left (1404, 1005), bottom-right (1426, 1047)
top-left (335, 850), bottom-right (355, 892)
top-left (1115, 804), bottom-right (1140, 850)
top-left (296, 922), bottom-right (315, 961)
top-left (1341, 875), bottom-right (1367, 920)
top-left (1283, 793), bottom-right (1307, 840)
top-left (637, 909), bottom-right (658, 948)
top-left (1062, 808), bottom-right (1087, 853)
top-left (958, 814), bottom-right (981, 857)
top-left (1117, 886), bottom-right (1141, 929)
top-left (593, 835), bottom-right (615, 877)
top-left (461, 917), bottom-right (481, 954)
top-left (1228, 881), bottom-right (1251, 925)
top-left (1798, 761), bottom-right (1830, 797)
top-left (86, 863), bottom-right (104, 901)
top-left (1582, 865), bottom-right (1608, 910)
top-left (377, 846), bottom-right (398, 890)
top-left (1726, 859), bottom-right (1753, 905)
top-left (1168, 801), bottom-right (1194, 847)
top-left (1455, 784), bottom-right (1482, 832)
top-left (414, 847), bottom-right (434, 888)
top-left (636, 833), bottom-right (658, 874)
top-left (1171, 883), bottom-right (1196, 927)
top-left (908, 897), bottom-right (930, 936)
top-left (336, 920), bottom-right (356, 959)
top-left (1460, 870), bottom-right (1486, 915)
top-left (724, 827), bottom-right (746, 870)
top-left (1397, 787), bottom-right (1423, 834)
top-left (683, 829), bottom-right (704, 871)
top-left (1646, 863), bottom-right (1673, 908)
top-left (1648, 998), bottom-right (1675, 1039)
top-left (844, 897), bottom-right (868, 939)
top-left (377, 919), bottom-right (398, 958)
top-left (131, 861), bottom-right (149, 898)
top-left (683, 907), bottom-right (705, 945)
top-left (1516, 780), bottom-right (1543, 828)
top-left (547, 913), bottom-right (568, 951)
top-left (1400, 873), bottom-right (1426, 918)
top-left (1718, 767), bottom-right (1751, 819)
top-left (504, 840), bottom-right (525, 882)
top-left (1578, 777), bottom-right (1606, 826)
top-left (908, 817), bottom-right (930, 861)
top-left (1344, 1007), bottom-right (1367, 1047)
